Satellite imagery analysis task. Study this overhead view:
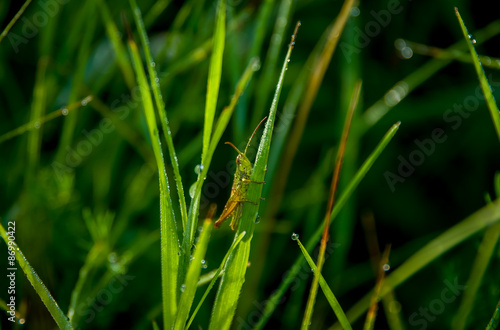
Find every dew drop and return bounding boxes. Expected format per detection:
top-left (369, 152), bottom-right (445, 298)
top-left (189, 183), bottom-right (196, 198)
top-left (180, 284), bottom-right (186, 292)
top-left (255, 214), bottom-right (261, 224)
top-left (287, 58), bottom-right (290, 63)
top-left (251, 58), bottom-right (261, 71)
top-left (151, 61), bottom-right (156, 68)
top-left (194, 164), bottom-right (203, 175)
top-left (201, 259), bottom-right (208, 269)
top-left (81, 99), bottom-right (88, 106)
top-left (468, 34), bottom-right (477, 44)
top-left (350, 7), bottom-right (360, 17)
top-left (394, 38), bottom-right (406, 50)
top-left (61, 108), bottom-right (69, 116)
top-left (401, 46), bottom-right (413, 59)
top-left (34, 122), bottom-right (40, 129)
top-left (291, 233), bottom-right (299, 241)
top-left (382, 264), bottom-right (391, 271)
top-left (19, 318), bottom-right (25, 324)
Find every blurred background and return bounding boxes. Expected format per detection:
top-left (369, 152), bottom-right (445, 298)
top-left (1, 0), bottom-right (500, 328)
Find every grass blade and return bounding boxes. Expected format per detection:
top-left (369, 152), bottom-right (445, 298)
top-left (455, 7), bottom-right (500, 142)
top-left (130, 0), bottom-right (188, 231)
top-left (128, 35), bottom-right (179, 329)
top-left (202, 0), bottom-right (226, 162)
top-left (334, 198), bottom-right (500, 328)
top-left (486, 297), bottom-right (500, 330)
top-left (295, 236), bottom-right (352, 330)
top-left (0, 96), bottom-right (92, 145)
top-left (255, 122), bottom-right (400, 329)
top-left (0, 0), bottom-right (32, 44)
top-left (0, 223), bottom-right (73, 329)
top-left (174, 209), bottom-right (214, 330)
top-left (209, 22), bottom-right (300, 330)
top-left (187, 231), bottom-right (247, 329)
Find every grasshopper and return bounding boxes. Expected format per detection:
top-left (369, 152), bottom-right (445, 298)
top-left (214, 117), bottom-right (267, 230)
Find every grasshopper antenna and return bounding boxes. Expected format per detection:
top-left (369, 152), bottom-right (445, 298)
top-left (225, 142), bottom-right (244, 155)
top-left (244, 116), bottom-right (267, 155)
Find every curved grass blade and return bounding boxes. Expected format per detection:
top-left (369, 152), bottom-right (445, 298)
top-left (130, 0), bottom-right (188, 231)
top-left (295, 237), bottom-right (352, 330)
top-left (186, 231), bottom-right (247, 329)
top-left (0, 223), bottom-right (73, 329)
top-left (174, 211), bottom-right (214, 330)
top-left (455, 7), bottom-right (500, 142)
top-left (0, 0), bottom-right (32, 44)
top-left (486, 297), bottom-right (500, 330)
top-left (332, 198), bottom-right (500, 329)
top-left (209, 22), bottom-right (300, 330)
top-left (0, 96), bottom-right (93, 145)
top-left (129, 35), bottom-right (179, 329)
top-left (254, 122), bottom-right (400, 329)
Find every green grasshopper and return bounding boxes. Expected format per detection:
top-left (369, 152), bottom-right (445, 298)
top-left (214, 117), bottom-right (267, 230)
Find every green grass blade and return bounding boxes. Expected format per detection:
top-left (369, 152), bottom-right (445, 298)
top-left (452, 221), bottom-right (500, 329)
top-left (187, 231), bottom-right (246, 329)
top-left (333, 198), bottom-right (500, 328)
top-left (96, 0), bottom-right (136, 90)
top-left (0, 0), bottom-right (32, 44)
top-left (174, 217), bottom-right (213, 329)
top-left (130, 0), bottom-right (188, 231)
top-left (295, 237), bottom-right (352, 330)
top-left (209, 22), bottom-right (300, 330)
top-left (0, 223), bottom-right (73, 329)
top-left (144, 0), bottom-right (171, 28)
top-left (455, 8), bottom-right (500, 142)
top-left (129, 37), bottom-right (179, 329)
top-left (202, 0), bottom-right (226, 162)
top-left (254, 122), bottom-right (400, 329)
top-left (0, 96), bottom-right (92, 145)
top-left (486, 297), bottom-right (500, 330)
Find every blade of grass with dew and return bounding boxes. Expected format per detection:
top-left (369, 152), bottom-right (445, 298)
top-left (181, 56), bottom-right (259, 283)
top-left (129, 36), bottom-right (179, 329)
top-left (294, 236), bottom-right (352, 330)
top-left (187, 231), bottom-right (247, 328)
top-left (174, 210), bottom-right (214, 330)
top-left (202, 0), bottom-right (225, 163)
top-left (209, 22), bottom-right (300, 330)
top-left (0, 0), bottom-right (32, 44)
top-left (254, 121), bottom-right (400, 329)
top-left (455, 8), bottom-right (500, 142)
top-left (401, 40), bottom-right (500, 70)
top-left (95, 0), bottom-right (135, 90)
top-left (362, 19), bottom-right (500, 128)
top-left (331, 198), bottom-right (500, 329)
top-left (269, 0), bottom-right (355, 232)
top-left (0, 223), bottom-right (73, 329)
top-left (486, 297), bottom-right (500, 329)
top-left (130, 0), bottom-right (188, 230)
top-left (302, 80), bottom-right (361, 330)
top-left (364, 246), bottom-right (391, 330)
top-left (0, 96), bottom-right (93, 145)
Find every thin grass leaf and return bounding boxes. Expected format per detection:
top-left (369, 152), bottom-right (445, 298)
top-left (96, 0), bottom-right (136, 89)
top-left (333, 198), bottom-right (500, 329)
top-left (364, 246), bottom-right (391, 330)
top-left (452, 220), bottom-right (500, 329)
top-left (302, 80), bottom-right (361, 330)
top-left (363, 19), bottom-right (500, 128)
top-left (144, 0), bottom-right (171, 28)
top-left (187, 231), bottom-right (247, 329)
top-left (401, 39), bottom-right (500, 70)
top-left (174, 211), bottom-right (214, 330)
top-left (295, 236), bottom-right (352, 330)
top-left (455, 8), bottom-right (500, 142)
top-left (0, 96), bottom-right (93, 145)
top-left (202, 0), bottom-right (226, 162)
top-left (129, 36), bottom-right (179, 329)
top-left (209, 22), bottom-right (300, 330)
top-left (0, 223), bottom-right (73, 329)
top-left (486, 297), bottom-right (500, 330)
top-left (0, 0), bottom-right (32, 44)
top-left (255, 122), bottom-right (400, 329)
top-left (130, 0), bottom-right (188, 231)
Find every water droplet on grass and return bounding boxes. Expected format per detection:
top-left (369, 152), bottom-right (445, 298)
top-left (189, 183), bottom-right (196, 198)
top-left (291, 233), bottom-right (299, 241)
top-left (61, 108), bottom-right (68, 115)
top-left (180, 284), bottom-right (186, 292)
top-left (382, 264), bottom-right (391, 271)
top-left (468, 34), bottom-right (476, 44)
top-left (34, 122), bottom-right (40, 129)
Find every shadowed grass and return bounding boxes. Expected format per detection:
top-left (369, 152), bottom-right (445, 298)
top-left (0, 0), bottom-right (32, 44)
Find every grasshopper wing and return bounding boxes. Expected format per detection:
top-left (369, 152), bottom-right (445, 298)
top-left (214, 199), bottom-right (239, 229)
